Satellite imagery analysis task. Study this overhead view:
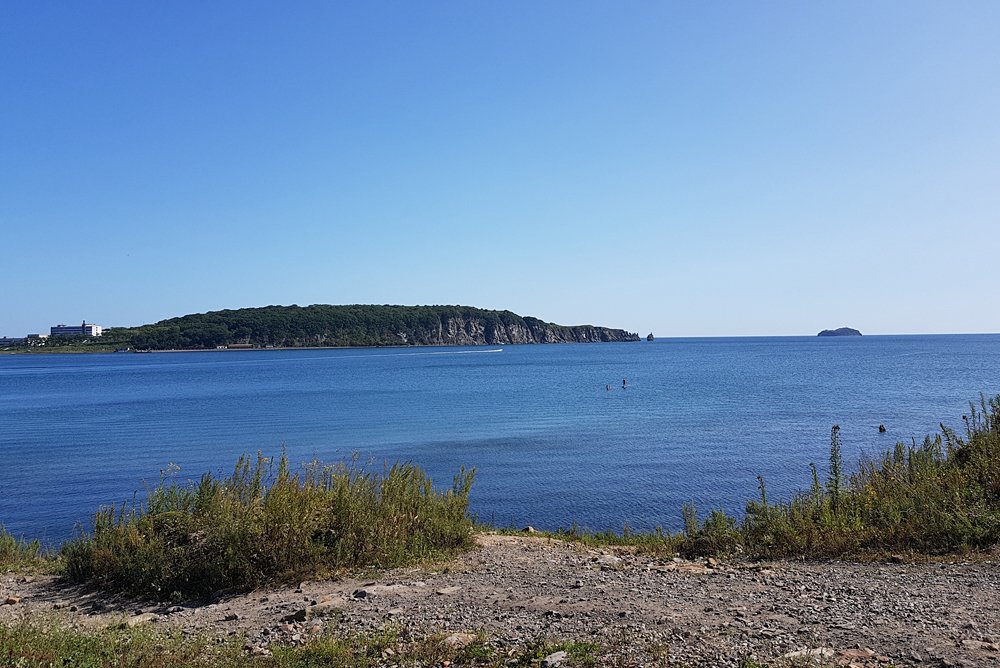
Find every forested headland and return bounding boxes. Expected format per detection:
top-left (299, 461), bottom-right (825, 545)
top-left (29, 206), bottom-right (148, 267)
top-left (11, 304), bottom-right (640, 352)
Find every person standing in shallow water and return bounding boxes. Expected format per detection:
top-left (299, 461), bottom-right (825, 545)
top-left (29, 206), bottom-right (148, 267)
top-left (622, 378), bottom-right (626, 389)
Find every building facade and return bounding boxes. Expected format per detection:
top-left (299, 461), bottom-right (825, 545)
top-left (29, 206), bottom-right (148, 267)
top-left (50, 321), bottom-right (103, 337)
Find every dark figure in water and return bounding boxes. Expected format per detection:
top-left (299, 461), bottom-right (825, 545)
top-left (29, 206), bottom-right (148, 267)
top-left (606, 385), bottom-right (610, 390)
top-left (879, 424), bottom-right (887, 433)
top-left (622, 378), bottom-right (626, 389)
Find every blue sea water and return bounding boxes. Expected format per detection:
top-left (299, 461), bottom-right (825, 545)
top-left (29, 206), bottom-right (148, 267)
top-left (2, 335), bottom-right (999, 545)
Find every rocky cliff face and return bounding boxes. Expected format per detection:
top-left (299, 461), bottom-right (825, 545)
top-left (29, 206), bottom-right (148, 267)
top-left (136, 304), bottom-right (639, 349)
top-left (426, 316), bottom-right (639, 346)
top-left (271, 317), bottom-right (638, 347)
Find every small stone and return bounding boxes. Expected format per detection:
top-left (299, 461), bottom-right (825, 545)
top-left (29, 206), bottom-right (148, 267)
top-left (5, 597), bottom-right (21, 605)
top-left (890, 555), bottom-right (905, 564)
top-left (785, 648), bottom-right (835, 659)
top-left (166, 606), bottom-right (184, 614)
top-left (839, 649), bottom-right (875, 660)
top-left (435, 586), bottom-right (461, 595)
top-left (523, 526), bottom-right (538, 533)
top-left (541, 651), bottom-right (568, 667)
top-left (442, 632), bottom-right (476, 647)
top-left (125, 613), bottom-right (159, 627)
top-left (281, 609), bottom-right (307, 623)
top-left (225, 613), bottom-right (240, 621)
top-left (962, 640), bottom-right (1000, 651)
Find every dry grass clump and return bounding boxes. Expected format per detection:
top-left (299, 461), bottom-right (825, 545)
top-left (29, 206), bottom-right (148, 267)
top-left (62, 453), bottom-right (475, 600)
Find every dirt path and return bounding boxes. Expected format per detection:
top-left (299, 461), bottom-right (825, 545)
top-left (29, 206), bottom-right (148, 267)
top-left (3, 535), bottom-right (998, 667)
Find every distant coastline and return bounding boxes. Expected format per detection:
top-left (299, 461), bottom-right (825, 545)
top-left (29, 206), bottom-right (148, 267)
top-left (1, 304), bottom-right (640, 354)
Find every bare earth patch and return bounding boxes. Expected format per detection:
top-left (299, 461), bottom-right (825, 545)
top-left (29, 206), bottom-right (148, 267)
top-left (2, 535), bottom-right (998, 667)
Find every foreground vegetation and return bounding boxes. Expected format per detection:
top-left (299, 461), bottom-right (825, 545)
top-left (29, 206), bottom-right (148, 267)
top-left (0, 525), bottom-right (44, 571)
top-left (62, 454), bottom-right (475, 600)
top-left (0, 621), bottom-right (612, 668)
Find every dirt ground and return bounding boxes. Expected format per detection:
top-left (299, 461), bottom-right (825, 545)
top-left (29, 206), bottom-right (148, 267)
top-left (2, 534), bottom-right (999, 667)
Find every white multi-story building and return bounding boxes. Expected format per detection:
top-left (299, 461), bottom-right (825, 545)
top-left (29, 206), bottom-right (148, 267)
top-left (50, 321), bottom-right (103, 337)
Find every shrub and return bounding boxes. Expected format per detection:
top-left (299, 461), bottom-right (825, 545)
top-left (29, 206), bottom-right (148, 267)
top-left (63, 452), bottom-right (476, 599)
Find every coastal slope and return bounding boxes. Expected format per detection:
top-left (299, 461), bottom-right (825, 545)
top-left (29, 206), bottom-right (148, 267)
top-left (120, 304), bottom-right (640, 349)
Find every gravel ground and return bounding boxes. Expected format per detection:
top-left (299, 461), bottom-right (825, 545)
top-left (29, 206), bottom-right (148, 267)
top-left (2, 534), bottom-right (999, 667)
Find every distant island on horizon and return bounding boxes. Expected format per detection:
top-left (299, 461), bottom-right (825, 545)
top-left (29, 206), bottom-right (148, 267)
top-left (7, 305), bottom-right (640, 352)
top-left (817, 327), bottom-right (862, 337)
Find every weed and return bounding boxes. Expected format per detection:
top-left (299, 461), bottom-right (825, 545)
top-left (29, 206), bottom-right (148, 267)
top-left (0, 525), bottom-right (49, 572)
top-left (63, 451), bottom-right (476, 599)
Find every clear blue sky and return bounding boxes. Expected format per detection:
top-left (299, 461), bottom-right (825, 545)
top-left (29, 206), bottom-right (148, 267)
top-left (2, 2), bottom-right (998, 337)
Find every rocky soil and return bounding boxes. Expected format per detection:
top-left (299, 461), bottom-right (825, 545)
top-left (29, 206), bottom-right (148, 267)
top-left (2, 535), bottom-right (999, 667)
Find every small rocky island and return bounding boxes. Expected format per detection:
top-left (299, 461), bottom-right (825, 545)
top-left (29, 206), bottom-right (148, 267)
top-left (818, 327), bottom-right (862, 337)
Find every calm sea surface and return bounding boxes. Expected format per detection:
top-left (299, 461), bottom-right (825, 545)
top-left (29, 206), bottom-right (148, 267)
top-left (2, 335), bottom-right (999, 545)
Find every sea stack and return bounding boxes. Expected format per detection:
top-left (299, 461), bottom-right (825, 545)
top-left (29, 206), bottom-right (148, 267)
top-left (647, 333), bottom-right (654, 341)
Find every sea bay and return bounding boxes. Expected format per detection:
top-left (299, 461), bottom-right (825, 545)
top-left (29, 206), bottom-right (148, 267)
top-left (2, 334), bottom-right (998, 545)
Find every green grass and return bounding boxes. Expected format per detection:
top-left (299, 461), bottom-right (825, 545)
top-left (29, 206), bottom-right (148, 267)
top-left (0, 525), bottom-right (49, 572)
top-left (0, 620), bottom-right (606, 668)
top-left (62, 452), bottom-right (476, 600)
